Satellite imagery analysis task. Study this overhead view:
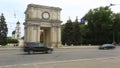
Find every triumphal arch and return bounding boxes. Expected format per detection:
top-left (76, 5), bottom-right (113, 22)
top-left (24, 4), bottom-right (62, 47)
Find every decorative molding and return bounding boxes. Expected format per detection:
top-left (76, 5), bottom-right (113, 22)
top-left (25, 18), bottom-right (62, 23)
top-left (29, 4), bottom-right (61, 10)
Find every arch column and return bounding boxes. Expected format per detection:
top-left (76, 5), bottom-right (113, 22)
top-left (44, 29), bottom-right (50, 46)
top-left (26, 26), bottom-right (30, 42)
top-left (24, 24), bottom-right (41, 43)
top-left (50, 27), bottom-right (56, 47)
top-left (50, 26), bottom-right (62, 47)
top-left (32, 25), bottom-right (40, 42)
top-left (57, 27), bottom-right (62, 47)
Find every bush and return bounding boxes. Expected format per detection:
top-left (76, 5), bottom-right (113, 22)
top-left (7, 37), bottom-right (19, 44)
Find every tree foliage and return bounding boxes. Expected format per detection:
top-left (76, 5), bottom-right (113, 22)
top-left (61, 6), bottom-right (120, 45)
top-left (83, 6), bottom-right (119, 44)
top-left (61, 18), bottom-right (81, 45)
top-left (73, 17), bottom-right (81, 45)
top-left (112, 13), bottom-right (120, 43)
top-left (62, 19), bottom-right (74, 45)
top-left (7, 37), bottom-right (19, 43)
top-left (0, 13), bottom-right (8, 46)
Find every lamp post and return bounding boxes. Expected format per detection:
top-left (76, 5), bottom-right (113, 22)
top-left (108, 3), bottom-right (120, 44)
top-left (108, 3), bottom-right (115, 44)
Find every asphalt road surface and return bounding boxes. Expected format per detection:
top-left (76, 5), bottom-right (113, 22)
top-left (0, 47), bottom-right (120, 66)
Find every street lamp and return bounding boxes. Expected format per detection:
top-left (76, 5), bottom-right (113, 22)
top-left (108, 3), bottom-right (120, 44)
top-left (108, 2), bottom-right (120, 7)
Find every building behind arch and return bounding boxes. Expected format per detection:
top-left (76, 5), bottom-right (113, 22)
top-left (12, 21), bottom-right (23, 46)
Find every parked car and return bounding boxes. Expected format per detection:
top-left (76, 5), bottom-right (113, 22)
top-left (23, 42), bottom-right (53, 54)
top-left (98, 44), bottom-right (115, 50)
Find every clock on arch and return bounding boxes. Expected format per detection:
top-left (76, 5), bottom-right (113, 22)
top-left (42, 12), bottom-right (50, 20)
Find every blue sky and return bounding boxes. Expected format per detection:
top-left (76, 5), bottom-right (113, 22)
top-left (0, 0), bottom-right (120, 37)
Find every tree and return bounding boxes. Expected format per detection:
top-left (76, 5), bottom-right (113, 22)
top-left (62, 19), bottom-right (74, 45)
top-left (83, 6), bottom-right (113, 44)
top-left (73, 17), bottom-right (81, 45)
top-left (79, 22), bottom-right (88, 45)
top-left (0, 13), bottom-right (8, 46)
top-left (112, 13), bottom-right (120, 43)
top-left (61, 17), bottom-right (82, 46)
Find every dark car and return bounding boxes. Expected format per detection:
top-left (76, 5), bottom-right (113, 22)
top-left (99, 44), bottom-right (115, 50)
top-left (23, 42), bottom-right (53, 54)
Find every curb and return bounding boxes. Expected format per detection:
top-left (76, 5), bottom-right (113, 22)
top-left (0, 48), bottom-right (21, 51)
top-left (0, 46), bottom-right (98, 51)
top-left (58, 46), bottom-right (98, 49)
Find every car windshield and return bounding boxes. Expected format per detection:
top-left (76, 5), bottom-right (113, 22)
top-left (102, 44), bottom-right (114, 47)
top-left (25, 42), bottom-right (45, 47)
top-left (39, 43), bottom-right (44, 47)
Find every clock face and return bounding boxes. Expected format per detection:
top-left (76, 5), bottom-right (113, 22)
top-left (42, 12), bottom-right (50, 19)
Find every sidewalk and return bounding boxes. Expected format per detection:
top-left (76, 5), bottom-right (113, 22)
top-left (0, 57), bottom-right (120, 68)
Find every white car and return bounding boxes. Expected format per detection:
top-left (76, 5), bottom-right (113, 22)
top-left (99, 44), bottom-right (115, 50)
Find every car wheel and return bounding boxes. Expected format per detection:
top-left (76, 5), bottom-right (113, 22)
top-left (47, 50), bottom-right (52, 54)
top-left (103, 47), bottom-right (106, 50)
top-left (28, 50), bottom-right (33, 54)
top-left (113, 47), bottom-right (115, 49)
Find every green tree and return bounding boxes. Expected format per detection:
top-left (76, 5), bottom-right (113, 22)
top-left (83, 6), bottom-right (113, 44)
top-left (79, 23), bottom-right (88, 45)
top-left (0, 13), bottom-right (8, 46)
top-left (73, 17), bottom-right (81, 45)
top-left (112, 13), bottom-right (120, 43)
top-left (62, 19), bottom-right (74, 45)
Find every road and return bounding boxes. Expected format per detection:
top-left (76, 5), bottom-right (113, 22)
top-left (0, 47), bottom-right (120, 66)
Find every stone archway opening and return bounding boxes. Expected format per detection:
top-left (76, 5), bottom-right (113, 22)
top-left (40, 27), bottom-right (51, 47)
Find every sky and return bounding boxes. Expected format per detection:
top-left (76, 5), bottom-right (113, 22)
top-left (0, 0), bottom-right (120, 37)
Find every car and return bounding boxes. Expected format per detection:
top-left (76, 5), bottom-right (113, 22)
top-left (98, 44), bottom-right (115, 50)
top-left (23, 42), bottom-right (53, 54)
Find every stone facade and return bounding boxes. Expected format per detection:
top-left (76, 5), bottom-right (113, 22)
top-left (12, 21), bottom-right (21, 39)
top-left (24, 4), bottom-right (62, 47)
top-left (12, 21), bottom-right (24, 46)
